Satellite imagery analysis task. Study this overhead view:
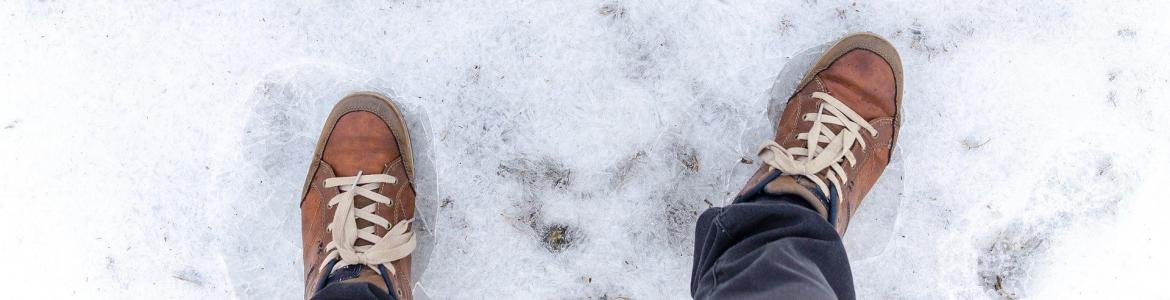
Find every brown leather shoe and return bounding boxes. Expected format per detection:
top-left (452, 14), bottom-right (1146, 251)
top-left (737, 33), bottom-right (903, 236)
top-left (300, 92), bottom-right (418, 299)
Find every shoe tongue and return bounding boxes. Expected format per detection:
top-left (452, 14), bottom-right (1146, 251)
top-left (352, 169), bottom-right (388, 248)
top-left (763, 175), bottom-right (831, 218)
top-left (323, 265), bottom-right (390, 293)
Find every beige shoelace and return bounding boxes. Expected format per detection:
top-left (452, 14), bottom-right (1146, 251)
top-left (321, 171), bottom-right (416, 275)
top-left (757, 92), bottom-right (877, 198)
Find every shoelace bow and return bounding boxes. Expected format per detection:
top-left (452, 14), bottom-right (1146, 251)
top-left (757, 92), bottom-right (877, 198)
top-left (321, 171), bottom-right (417, 275)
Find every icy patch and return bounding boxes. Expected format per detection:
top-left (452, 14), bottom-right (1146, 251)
top-left (843, 153), bottom-right (903, 260)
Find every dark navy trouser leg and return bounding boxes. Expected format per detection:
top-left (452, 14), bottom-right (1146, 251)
top-left (309, 282), bottom-right (392, 300)
top-left (309, 265), bottom-right (395, 300)
top-left (691, 195), bottom-right (854, 300)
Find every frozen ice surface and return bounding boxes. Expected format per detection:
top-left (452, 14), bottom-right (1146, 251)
top-left (1, 1), bottom-right (1169, 299)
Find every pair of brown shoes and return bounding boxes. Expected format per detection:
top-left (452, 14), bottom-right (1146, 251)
top-left (297, 32), bottom-right (902, 299)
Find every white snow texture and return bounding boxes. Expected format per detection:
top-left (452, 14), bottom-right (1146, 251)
top-left (2, 1), bottom-right (1169, 299)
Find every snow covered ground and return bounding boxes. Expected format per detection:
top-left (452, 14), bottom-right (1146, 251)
top-left (2, 1), bottom-right (1169, 299)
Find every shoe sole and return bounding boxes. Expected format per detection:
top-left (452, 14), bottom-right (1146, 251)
top-left (299, 92), bottom-right (416, 203)
top-left (781, 32), bottom-right (905, 151)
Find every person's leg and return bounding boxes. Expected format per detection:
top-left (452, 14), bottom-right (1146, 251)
top-left (690, 192), bottom-right (853, 300)
top-left (310, 284), bottom-right (391, 300)
top-left (311, 282), bottom-right (393, 300)
top-left (691, 32), bottom-right (902, 300)
top-left (304, 265), bottom-right (396, 300)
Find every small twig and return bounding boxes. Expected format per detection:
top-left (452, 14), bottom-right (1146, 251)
top-left (962, 138), bottom-right (992, 150)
